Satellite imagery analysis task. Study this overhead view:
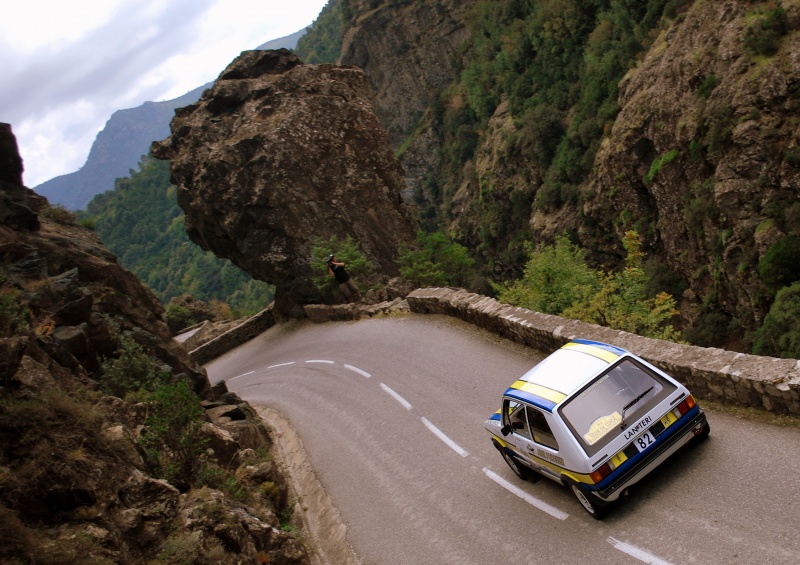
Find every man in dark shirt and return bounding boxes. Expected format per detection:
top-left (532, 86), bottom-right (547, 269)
top-left (327, 254), bottom-right (362, 302)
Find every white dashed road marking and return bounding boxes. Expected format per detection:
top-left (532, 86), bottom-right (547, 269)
top-left (421, 417), bottom-right (469, 457)
top-left (482, 468), bottom-right (569, 520)
top-left (229, 370), bottom-right (255, 381)
top-left (607, 537), bottom-right (675, 565)
top-left (267, 362), bottom-right (295, 369)
top-left (380, 383), bottom-right (413, 410)
top-left (344, 364), bottom-right (371, 378)
top-left (306, 359), bottom-right (335, 364)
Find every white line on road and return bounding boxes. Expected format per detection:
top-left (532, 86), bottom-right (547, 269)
top-left (306, 359), bottom-right (335, 364)
top-left (482, 468), bottom-right (569, 520)
top-left (228, 370), bottom-right (255, 381)
top-left (267, 362), bottom-right (295, 369)
top-left (380, 383), bottom-right (413, 410)
top-left (344, 364), bottom-right (371, 378)
top-left (607, 538), bottom-right (675, 565)
top-left (421, 417), bottom-right (469, 457)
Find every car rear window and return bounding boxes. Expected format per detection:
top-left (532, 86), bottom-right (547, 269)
top-left (558, 357), bottom-right (677, 457)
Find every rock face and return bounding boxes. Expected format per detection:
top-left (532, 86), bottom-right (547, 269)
top-left (152, 49), bottom-right (419, 315)
top-left (338, 0), bottom-right (471, 197)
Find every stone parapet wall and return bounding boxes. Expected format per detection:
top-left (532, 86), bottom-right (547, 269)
top-left (406, 287), bottom-right (800, 415)
top-left (189, 304), bottom-right (277, 365)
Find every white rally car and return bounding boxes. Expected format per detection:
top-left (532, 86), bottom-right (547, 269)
top-left (485, 339), bottom-right (709, 518)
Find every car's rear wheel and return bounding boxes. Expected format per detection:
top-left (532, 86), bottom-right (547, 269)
top-left (501, 449), bottom-right (531, 480)
top-left (568, 482), bottom-right (608, 519)
top-left (691, 420), bottom-right (710, 445)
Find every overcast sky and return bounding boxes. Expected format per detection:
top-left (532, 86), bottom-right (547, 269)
top-left (0, 0), bottom-right (329, 187)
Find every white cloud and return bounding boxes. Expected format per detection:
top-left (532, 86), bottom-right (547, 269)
top-left (0, 0), bottom-right (329, 187)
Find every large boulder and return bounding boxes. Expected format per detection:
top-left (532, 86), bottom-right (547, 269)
top-left (152, 49), bottom-right (418, 316)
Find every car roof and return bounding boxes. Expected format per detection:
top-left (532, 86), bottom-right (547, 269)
top-left (504, 340), bottom-right (628, 412)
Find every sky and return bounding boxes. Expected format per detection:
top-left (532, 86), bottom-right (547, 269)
top-left (0, 0), bottom-right (329, 188)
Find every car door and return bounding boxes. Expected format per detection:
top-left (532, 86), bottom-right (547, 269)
top-left (503, 399), bottom-right (563, 480)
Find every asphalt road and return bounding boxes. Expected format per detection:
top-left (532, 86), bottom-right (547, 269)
top-left (204, 314), bottom-right (800, 565)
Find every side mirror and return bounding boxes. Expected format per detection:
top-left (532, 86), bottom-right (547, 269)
top-left (500, 425), bottom-right (511, 437)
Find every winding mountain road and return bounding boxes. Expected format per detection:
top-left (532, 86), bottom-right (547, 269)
top-left (204, 314), bottom-right (800, 565)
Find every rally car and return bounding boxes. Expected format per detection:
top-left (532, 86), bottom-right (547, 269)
top-left (484, 339), bottom-right (709, 518)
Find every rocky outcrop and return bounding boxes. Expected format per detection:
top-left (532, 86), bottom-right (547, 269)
top-left (152, 49), bottom-right (419, 317)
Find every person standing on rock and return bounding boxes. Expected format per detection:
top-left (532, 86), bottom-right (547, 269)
top-left (327, 254), bottom-right (362, 302)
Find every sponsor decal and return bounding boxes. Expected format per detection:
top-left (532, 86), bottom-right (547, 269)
top-left (623, 415), bottom-right (653, 441)
top-left (537, 449), bottom-right (565, 466)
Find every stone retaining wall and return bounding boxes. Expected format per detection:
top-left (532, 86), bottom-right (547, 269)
top-left (406, 287), bottom-right (800, 415)
top-left (188, 288), bottom-right (800, 415)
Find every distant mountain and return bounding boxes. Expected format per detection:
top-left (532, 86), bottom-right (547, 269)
top-left (34, 29), bottom-right (307, 210)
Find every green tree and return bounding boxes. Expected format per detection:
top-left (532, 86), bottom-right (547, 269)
top-left (398, 231), bottom-right (475, 288)
top-left (294, 0), bottom-right (343, 64)
top-left (497, 231), bottom-right (682, 340)
top-left (759, 235), bottom-right (800, 295)
top-left (494, 234), bottom-right (596, 314)
top-left (753, 282), bottom-right (800, 358)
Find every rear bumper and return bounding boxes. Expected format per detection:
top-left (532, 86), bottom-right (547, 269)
top-left (594, 409), bottom-right (708, 502)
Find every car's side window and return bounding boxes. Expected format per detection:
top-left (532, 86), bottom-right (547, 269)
top-left (527, 406), bottom-right (559, 451)
top-left (505, 399), bottom-right (533, 441)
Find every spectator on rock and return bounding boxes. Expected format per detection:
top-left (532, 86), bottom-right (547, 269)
top-left (326, 253), bottom-right (362, 302)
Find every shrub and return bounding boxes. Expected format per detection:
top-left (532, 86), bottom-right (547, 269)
top-left (494, 234), bottom-right (597, 315)
top-left (138, 380), bottom-right (208, 490)
top-left (164, 302), bottom-right (194, 334)
top-left (562, 231), bottom-right (683, 341)
top-left (39, 204), bottom-right (78, 224)
top-left (753, 282), bottom-right (800, 357)
top-left (744, 6), bottom-right (788, 57)
top-left (0, 273), bottom-right (29, 337)
top-left (100, 333), bottom-right (160, 399)
top-left (696, 75), bottom-right (721, 99)
top-left (684, 307), bottom-right (737, 348)
top-left (643, 149), bottom-right (679, 185)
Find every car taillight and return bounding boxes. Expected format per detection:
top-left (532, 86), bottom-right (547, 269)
top-left (589, 462), bottom-right (613, 484)
top-left (674, 395), bottom-right (696, 417)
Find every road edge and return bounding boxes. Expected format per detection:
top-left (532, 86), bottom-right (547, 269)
top-left (255, 405), bottom-right (361, 565)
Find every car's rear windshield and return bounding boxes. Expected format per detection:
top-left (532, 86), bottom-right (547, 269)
top-left (558, 357), bottom-right (677, 457)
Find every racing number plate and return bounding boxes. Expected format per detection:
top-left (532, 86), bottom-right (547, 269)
top-left (633, 430), bottom-right (656, 453)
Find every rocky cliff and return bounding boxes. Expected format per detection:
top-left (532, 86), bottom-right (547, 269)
top-left (582, 0), bottom-right (800, 334)
top-left (1, 123), bottom-right (310, 564)
top-left (152, 49), bottom-right (419, 316)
